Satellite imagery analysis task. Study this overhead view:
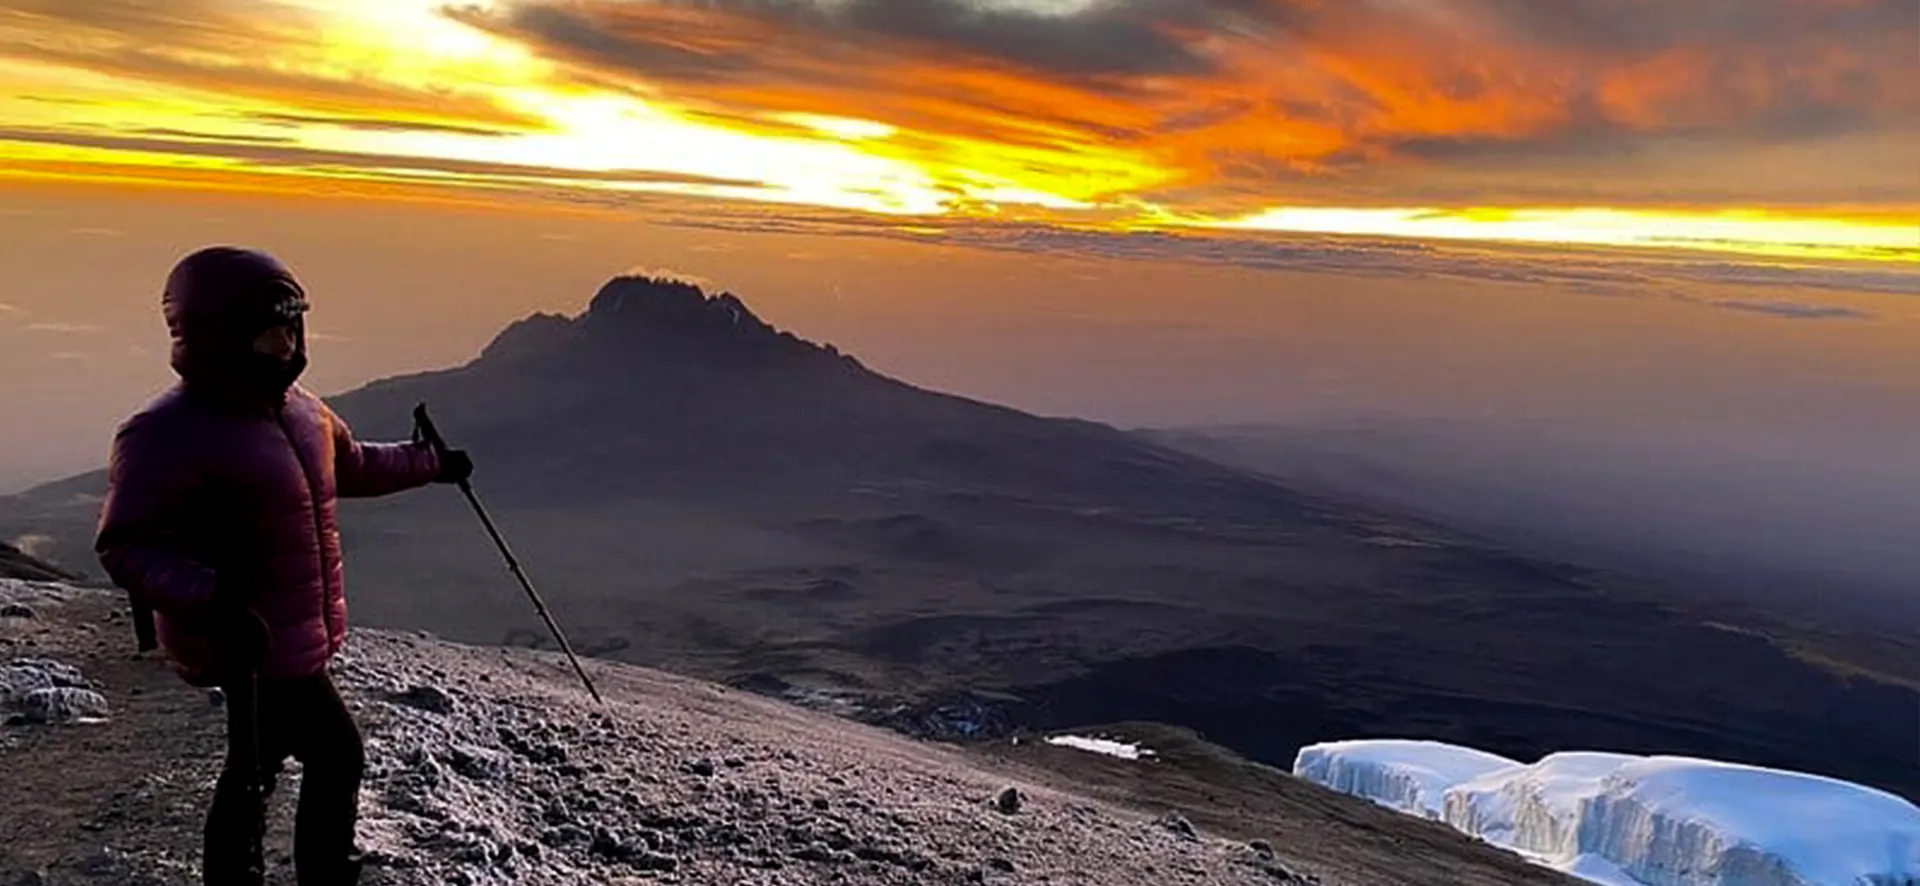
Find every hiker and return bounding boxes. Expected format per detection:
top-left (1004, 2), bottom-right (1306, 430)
top-left (93, 246), bottom-right (472, 886)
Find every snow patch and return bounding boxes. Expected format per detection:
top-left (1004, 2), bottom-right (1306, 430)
top-left (1296, 740), bottom-right (1920, 886)
top-left (1291, 740), bottom-right (1520, 818)
top-left (1045, 734), bottom-right (1156, 761)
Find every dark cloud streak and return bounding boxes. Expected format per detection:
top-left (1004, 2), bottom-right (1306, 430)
top-left (1702, 298), bottom-right (1873, 320)
top-left (242, 111), bottom-right (523, 138)
top-left (452, 0), bottom-right (1231, 82)
top-left (0, 127), bottom-right (768, 190)
top-left (1473, 0), bottom-right (1917, 54)
top-left (645, 209), bottom-right (1920, 303)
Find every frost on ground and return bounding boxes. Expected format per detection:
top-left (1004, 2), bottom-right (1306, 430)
top-left (320, 631), bottom-right (1313, 886)
top-left (1291, 740), bottom-right (1519, 819)
top-left (1296, 740), bottom-right (1920, 886)
top-left (0, 577), bottom-right (76, 614)
top-left (1, 581), bottom-right (112, 730)
top-left (0, 583), bottom-right (1557, 886)
top-left (1042, 735), bottom-right (1155, 761)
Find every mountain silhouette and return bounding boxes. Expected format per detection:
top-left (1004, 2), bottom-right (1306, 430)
top-left (332, 274), bottom-right (1293, 511)
top-left (3, 275), bottom-right (1915, 802)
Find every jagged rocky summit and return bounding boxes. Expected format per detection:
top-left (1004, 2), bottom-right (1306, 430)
top-left (479, 274), bottom-right (857, 372)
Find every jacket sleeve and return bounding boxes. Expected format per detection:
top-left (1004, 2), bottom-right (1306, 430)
top-left (94, 413), bottom-right (218, 612)
top-left (328, 404), bottom-right (440, 498)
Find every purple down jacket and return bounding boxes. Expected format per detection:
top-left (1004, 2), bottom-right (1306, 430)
top-left (95, 247), bottom-right (439, 685)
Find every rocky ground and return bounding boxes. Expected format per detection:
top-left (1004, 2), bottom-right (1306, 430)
top-left (0, 579), bottom-right (1571, 885)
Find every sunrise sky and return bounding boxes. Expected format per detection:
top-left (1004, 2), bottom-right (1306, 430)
top-left (4, 0), bottom-right (1920, 598)
top-left (2, 0), bottom-right (1916, 260)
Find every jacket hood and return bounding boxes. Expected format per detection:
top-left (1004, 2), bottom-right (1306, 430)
top-left (163, 246), bottom-right (310, 400)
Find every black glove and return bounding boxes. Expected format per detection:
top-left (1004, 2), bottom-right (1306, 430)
top-left (434, 448), bottom-right (474, 485)
top-left (209, 577), bottom-right (270, 669)
top-left (412, 408), bottom-right (474, 485)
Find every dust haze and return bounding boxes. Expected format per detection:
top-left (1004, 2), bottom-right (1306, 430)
top-left (3, 188), bottom-right (1918, 625)
top-left (1151, 411), bottom-right (1920, 626)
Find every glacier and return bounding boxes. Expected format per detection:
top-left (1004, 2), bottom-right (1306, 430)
top-left (1441, 752), bottom-right (1645, 862)
top-left (1290, 740), bottom-right (1521, 819)
top-left (1294, 740), bottom-right (1920, 886)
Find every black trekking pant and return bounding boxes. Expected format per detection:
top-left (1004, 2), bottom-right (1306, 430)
top-left (204, 670), bottom-right (364, 886)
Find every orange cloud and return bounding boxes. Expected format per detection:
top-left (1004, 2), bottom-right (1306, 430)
top-left (2, 0), bottom-right (1915, 260)
top-left (0, 0), bottom-right (550, 135)
top-left (452, 0), bottom-right (1918, 210)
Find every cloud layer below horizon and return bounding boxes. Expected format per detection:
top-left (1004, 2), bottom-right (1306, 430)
top-left (1, 0), bottom-right (1916, 261)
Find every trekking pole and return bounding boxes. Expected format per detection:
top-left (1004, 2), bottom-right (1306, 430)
top-left (412, 403), bottom-right (604, 705)
top-left (236, 667), bottom-right (266, 881)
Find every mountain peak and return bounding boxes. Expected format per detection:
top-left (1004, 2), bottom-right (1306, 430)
top-left (475, 275), bottom-right (856, 372)
top-left (583, 274), bottom-right (776, 343)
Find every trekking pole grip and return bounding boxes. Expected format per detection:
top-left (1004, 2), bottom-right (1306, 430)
top-left (413, 402), bottom-right (448, 454)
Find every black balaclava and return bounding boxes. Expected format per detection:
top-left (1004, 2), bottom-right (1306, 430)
top-left (162, 246), bottom-right (311, 404)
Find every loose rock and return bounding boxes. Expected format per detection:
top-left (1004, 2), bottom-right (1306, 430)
top-left (1158, 812), bottom-right (1199, 842)
top-left (20, 686), bottom-right (109, 723)
top-left (0, 658), bottom-right (93, 705)
top-left (394, 685), bottom-right (455, 715)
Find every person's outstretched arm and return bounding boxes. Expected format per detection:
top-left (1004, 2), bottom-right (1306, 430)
top-left (95, 412), bottom-right (217, 613)
top-left (327, 402), bottom-right (443, 498)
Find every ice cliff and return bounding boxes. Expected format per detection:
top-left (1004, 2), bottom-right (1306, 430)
top-left (1295, 740), bottom-right (1920, 886)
